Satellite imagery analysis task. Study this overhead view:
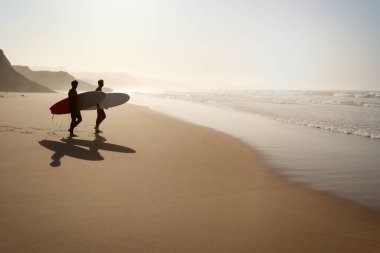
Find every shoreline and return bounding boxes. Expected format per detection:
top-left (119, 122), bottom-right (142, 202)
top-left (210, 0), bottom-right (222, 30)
top-left (1, 92), bottom-right (380, 252)
top-left (131, 93), bottom-right (380, 210)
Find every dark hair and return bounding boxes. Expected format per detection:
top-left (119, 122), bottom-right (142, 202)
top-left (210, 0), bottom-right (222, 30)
top-left (71, 80), bottom-right (78, 87)
top-left (98, 79), bottom-right (104, 86)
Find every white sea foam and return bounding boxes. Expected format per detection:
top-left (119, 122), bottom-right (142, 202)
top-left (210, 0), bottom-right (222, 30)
top-left (138, 89), bottom-right (380, 140)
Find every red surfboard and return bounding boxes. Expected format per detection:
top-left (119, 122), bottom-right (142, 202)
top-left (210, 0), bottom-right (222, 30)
top-left (50, 91), bottom-right (106, 115)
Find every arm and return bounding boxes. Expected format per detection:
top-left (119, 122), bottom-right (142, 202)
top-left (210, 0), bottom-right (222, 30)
top-left (68, 90), bottom-right (79, 112)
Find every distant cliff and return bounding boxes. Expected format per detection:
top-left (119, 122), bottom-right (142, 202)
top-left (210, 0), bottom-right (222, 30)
top-left (0, 49), bottom-right (54, 93)
top-left (13, 66), bottom-right (112, 92)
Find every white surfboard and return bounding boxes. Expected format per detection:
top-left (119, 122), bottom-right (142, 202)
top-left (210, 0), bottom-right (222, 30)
top-left (85, 93), bottom-right (130, 110)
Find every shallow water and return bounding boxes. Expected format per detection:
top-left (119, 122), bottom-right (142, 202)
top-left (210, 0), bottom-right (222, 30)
top-left (142, 90), bottom-right (380, 139)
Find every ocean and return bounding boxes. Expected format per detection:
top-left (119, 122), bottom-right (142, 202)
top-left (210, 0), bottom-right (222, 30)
top-left (144, 90), bottom-right (380, 139)
top-left (131, 90), bottom-right (380, 210)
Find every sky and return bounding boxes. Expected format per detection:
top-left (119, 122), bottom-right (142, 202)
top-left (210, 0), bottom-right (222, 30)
top-left (1, 0), bottom-right (380, 90)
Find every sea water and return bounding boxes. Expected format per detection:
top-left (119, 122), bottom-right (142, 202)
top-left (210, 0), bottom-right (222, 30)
top-left (145, 90), bottom-right (380, 139)
top-left (131, 90), bottom-right (380, 209)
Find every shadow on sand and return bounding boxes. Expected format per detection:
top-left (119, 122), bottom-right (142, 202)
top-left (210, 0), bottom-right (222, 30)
top-left (39, 134), bottom-right (136, 167)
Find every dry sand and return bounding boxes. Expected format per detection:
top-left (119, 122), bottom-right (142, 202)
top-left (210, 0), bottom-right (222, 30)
top-left (0, 92), bottom-right (379, 253)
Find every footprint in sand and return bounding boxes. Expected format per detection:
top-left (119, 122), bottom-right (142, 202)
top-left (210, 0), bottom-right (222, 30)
top-left (0, 125), bottom-right (21, 132)
top-left (30, 127), bottom-right (47, 131)
top-left (20, 131), bottom-right (34, 134)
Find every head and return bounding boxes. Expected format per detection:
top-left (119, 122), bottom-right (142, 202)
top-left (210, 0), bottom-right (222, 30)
top-left (98, 79), bottom-right (104, 87)
top-left (71, 80), bottom-right (78, 89)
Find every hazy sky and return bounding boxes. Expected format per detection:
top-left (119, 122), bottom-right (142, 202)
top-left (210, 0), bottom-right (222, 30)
top-left (1, 0), bottom-right (379, 90)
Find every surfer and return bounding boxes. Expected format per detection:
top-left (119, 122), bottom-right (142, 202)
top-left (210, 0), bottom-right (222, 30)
top-left (68, 80), bottom-right (82, 137)
top-left (94, 79), bottom-right (106, 133)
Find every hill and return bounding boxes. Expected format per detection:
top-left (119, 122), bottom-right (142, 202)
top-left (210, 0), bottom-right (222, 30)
top-left (0, 49), bottom-right (54, 93)
top-left (13, 66), bottom-right (112, 92)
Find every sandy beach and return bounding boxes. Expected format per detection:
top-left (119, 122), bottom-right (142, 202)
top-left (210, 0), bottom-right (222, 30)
top-left (0, 92), bottom-right (380, 253)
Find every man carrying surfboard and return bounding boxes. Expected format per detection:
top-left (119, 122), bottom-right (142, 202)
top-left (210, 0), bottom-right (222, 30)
top-left (68, 80), bottom-right (82, 137)
top-left (94, 79), bottom-right (106, 133)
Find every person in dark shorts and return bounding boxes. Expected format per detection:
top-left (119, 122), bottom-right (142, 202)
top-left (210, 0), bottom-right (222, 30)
top-left (68, 80), bottom-right (82, 137)
top-left (95, 79), bottom-right (106, 133)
